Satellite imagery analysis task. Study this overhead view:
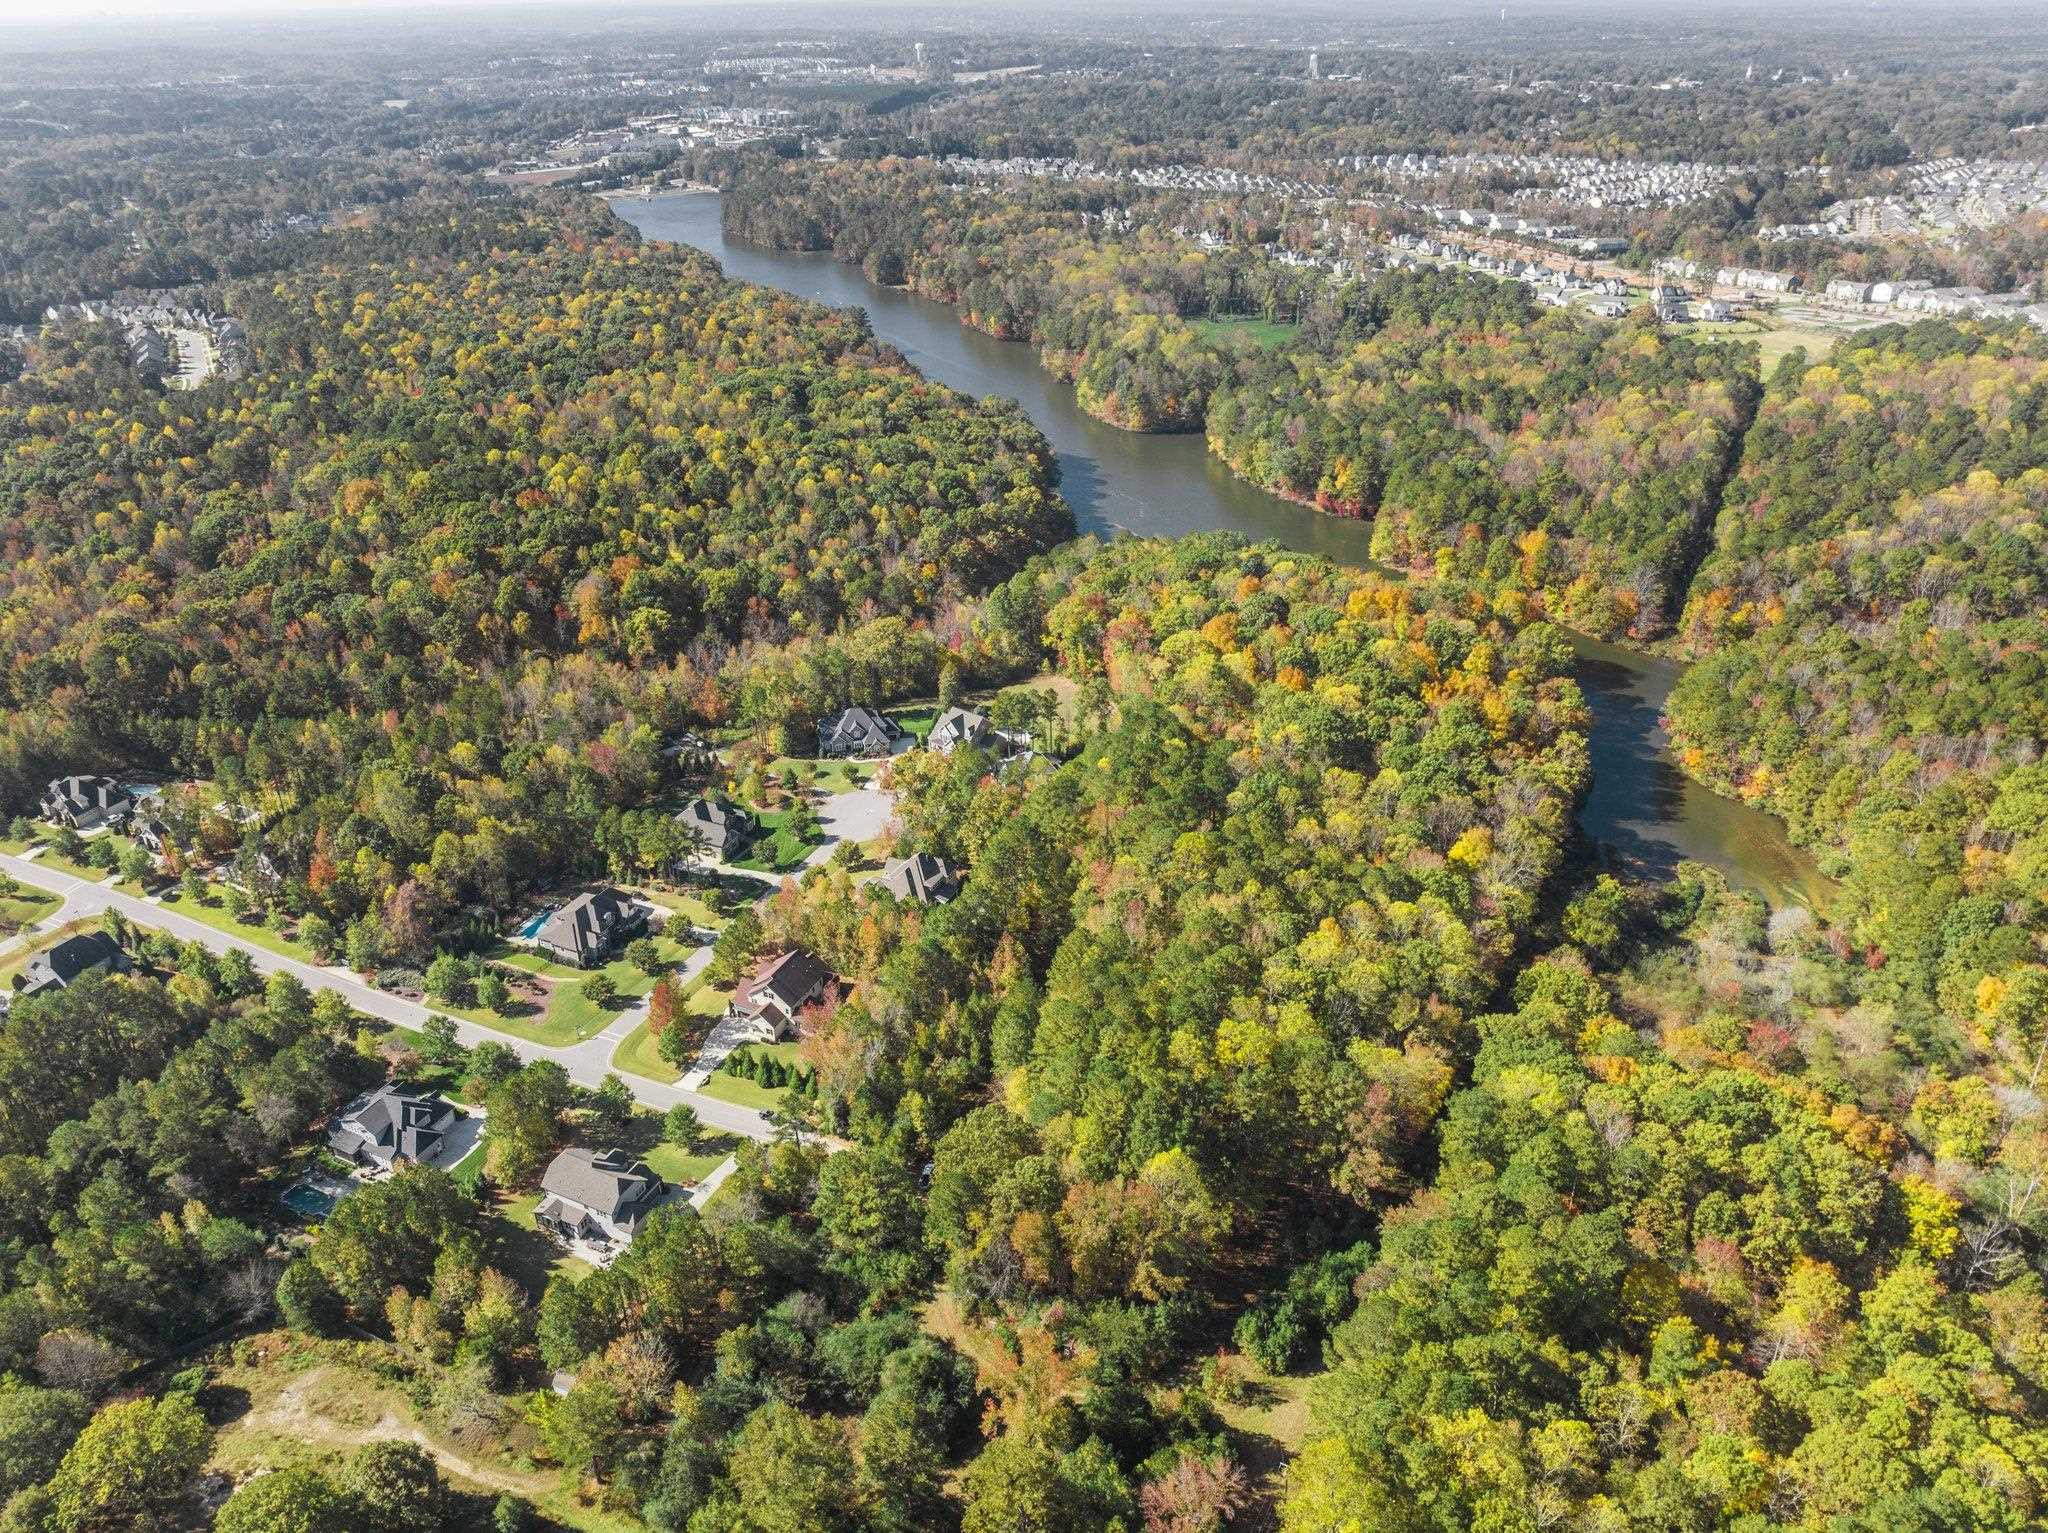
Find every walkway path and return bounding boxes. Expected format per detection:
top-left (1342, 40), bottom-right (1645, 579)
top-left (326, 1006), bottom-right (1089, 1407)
top-left (0, 852), bottom-right (779, 1144)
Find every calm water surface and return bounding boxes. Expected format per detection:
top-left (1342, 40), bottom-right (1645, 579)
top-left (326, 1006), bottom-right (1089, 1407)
top-left (617, 192), bottom-right (1831, 909)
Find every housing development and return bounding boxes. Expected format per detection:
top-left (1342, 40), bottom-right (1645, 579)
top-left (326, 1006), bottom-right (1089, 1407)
top-left (2, 2), bottom-right (2048, 1531)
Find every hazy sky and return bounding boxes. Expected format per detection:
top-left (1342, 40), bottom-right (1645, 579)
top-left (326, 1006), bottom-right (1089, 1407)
top-left (0, 0), bottom-right (653, 25)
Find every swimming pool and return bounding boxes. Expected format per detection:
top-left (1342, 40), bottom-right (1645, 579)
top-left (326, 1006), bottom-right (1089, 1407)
top-left (279, 1179), bottom-right (343, 1220)
top-left (516, 907), bottom-right (554, 939)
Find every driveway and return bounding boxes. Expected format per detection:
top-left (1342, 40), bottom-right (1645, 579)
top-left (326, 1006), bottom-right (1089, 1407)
top-left (805, 784), bottom-right (895, 867)
top-left (0, 852), bottom-right (778, 1143)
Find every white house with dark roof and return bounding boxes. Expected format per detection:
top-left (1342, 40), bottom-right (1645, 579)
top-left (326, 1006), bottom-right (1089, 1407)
top-left (39, 776), bottom-right (133, 833)
top-left (817, 706), bottom-right (901, 758)
top-left (728, 948), bottom-right (833, 1041)
top-left (534, 1147), bottom-right (665, 1248)
top-left (879, 852), bottom-right (960, 905)
top-left (327, 1085), bottom-right (457, 1170)
top-left (533, 888), bottom-right (646, 969)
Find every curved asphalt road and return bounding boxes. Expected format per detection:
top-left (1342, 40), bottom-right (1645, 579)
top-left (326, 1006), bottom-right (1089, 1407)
top-left (0, 851), bottom-right (778, 1144)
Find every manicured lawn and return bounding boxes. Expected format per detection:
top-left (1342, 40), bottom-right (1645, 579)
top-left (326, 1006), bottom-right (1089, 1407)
top-left (0, 832), bottom-right (42, 855)
top-left (32, 848), bottom-right (114, 883)
top-left (0, 886), bottom-right (61, 936)
top-left (156, 882), bottom-right (324, 963)
top-left (445, 935), bottom-right (697, 1048)
top-left (765, 756), bottom-right (874, 794)
top-left (731, 808), bottom-right (819, 873)
top-left (491, 1190), bottom-right (595, 1288)
top-left (643, 1139), bottom-right (737, 1187)
top-left (698, 1042), bottom-right (803, 1112)
top-left (892, 705), bottom-right (939, 743)
top-left (610, 980), bottom-right (731, 1083)
top-left (632, 885), bottom-right (726, 931)
top-left (485, 943), bottom-right (587, 980)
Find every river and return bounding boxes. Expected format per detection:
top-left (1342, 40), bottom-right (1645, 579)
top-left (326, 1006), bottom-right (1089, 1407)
top-left (614, 191), bottom-right (1830, 909)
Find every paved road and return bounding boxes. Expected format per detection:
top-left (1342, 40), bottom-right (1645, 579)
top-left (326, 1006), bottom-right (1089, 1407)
top-left (0, 852), bottom-right (779, 1144)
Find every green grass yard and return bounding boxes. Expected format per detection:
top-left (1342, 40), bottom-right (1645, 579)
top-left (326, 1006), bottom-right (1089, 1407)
top-left (443, 933), bottom-right (698, 1047)
top-left (0, 886), bottom-right (61, 937)
top-left (642, 1138), bottom-right (737, 1188)
top-left (0, 917), bottom-right (105, 990)
top-left (154, 882), bottom-right (325, 963)
top-left (697, 1041), bottom-right (803, 1112)
top-left (731, 807), bottom-right (820, 873)
top-left (1192, 315), bottom-right (1301, 349)
top-left (610, 980), bottom-right (732, 1083)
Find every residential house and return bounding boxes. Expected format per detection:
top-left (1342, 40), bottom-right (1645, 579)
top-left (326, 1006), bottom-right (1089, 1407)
top-left (728, 948), bottom-right (833, 1041)
top-left (1696, 298), bottom-right (1735, 323)
top-left (928, 706), bottom-right (994, 755)
top-left (676, 796), bottom-right (756, 862)
top-left (327, 1085), bottom-right (456, 1169)
top-left (817, 706), bottom-right (901, 757)
top-left (533, 888), bottom-right (647, 968)
top-left (133, 818), bottom-right (171, 860)
top-left (40, 776), bottom-right (133, 832)
top-left (1824, 278), bottom-right (1874, 304)
top-left (534, 1147), bottom-right (665, 1247)
top-left (880, 853), bottom-right (960, 905)
top-left (16, 932), bottom-right (129, 1001)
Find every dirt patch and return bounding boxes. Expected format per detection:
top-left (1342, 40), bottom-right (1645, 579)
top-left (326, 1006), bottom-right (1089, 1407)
top-left (214, 1357), bottom-right (555, 1500)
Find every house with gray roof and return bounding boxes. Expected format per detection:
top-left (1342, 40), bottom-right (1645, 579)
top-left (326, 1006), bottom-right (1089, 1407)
top-left (676, 796), bottom-right (756, 862)
top-left (880, 853), bottom-right (960, 905)
top-left (533, 888), bottom-right (646, 969)
top-left (40, 776), bottom-right (133, 833)
top-left (15, 931), bottom-right (129, 1003)
top-left (928, 706), bottom-right (993, 755)
top-left (728, 948), bottom-right (833, 1041)
top-left (534, 1147), bottom-right (665, 1247)
top-left (326, 1085), bottom-right (456, 1170)
top-left (817, 706), bottom-right (901, 758)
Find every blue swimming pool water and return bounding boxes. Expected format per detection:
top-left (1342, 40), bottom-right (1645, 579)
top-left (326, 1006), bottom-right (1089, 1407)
top-left (517, 908), bottom-right (553, 939)
top-left (279, 1181), bottom-right (340, 1219)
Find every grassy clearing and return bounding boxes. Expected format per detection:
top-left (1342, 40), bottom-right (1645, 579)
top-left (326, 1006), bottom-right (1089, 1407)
top-left (642, 1138), bottom-right (738, 1187)
top-left (1211, 1357), bottom-right (1319, 1532)
top-left (489, 1189), bottom-right (595, 1289)
top-left (631, 885), bottom-right (726, 930)
top-left (1192, 315), bottom-right (1302, 349)
top-left (31, 848), bottom-right (114, 884)
top-left (765, 756), bottom-right (876, 794)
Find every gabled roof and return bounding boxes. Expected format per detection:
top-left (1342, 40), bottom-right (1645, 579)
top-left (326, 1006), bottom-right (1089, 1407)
top-left (21, 932), bottom-right (126, 994)
top-left (677, 796), bottom-right (755, 852)
top-left (740, 948), bottom-right (832, 1020)
top-left (540, 1146), bottom-right (662, 1222)
top-left (929, 706), bottom-right (991, 751)
top-left (333, 1084), bottom-right (453, 1163)
top-left (42, 775), bottom-right (130, 821)
top-left (818, 706), bottom-right (897, 749)
top-left (535, 888), bottom-right (632, 961)
top-left (880, 853), bottom-right (960, 905)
